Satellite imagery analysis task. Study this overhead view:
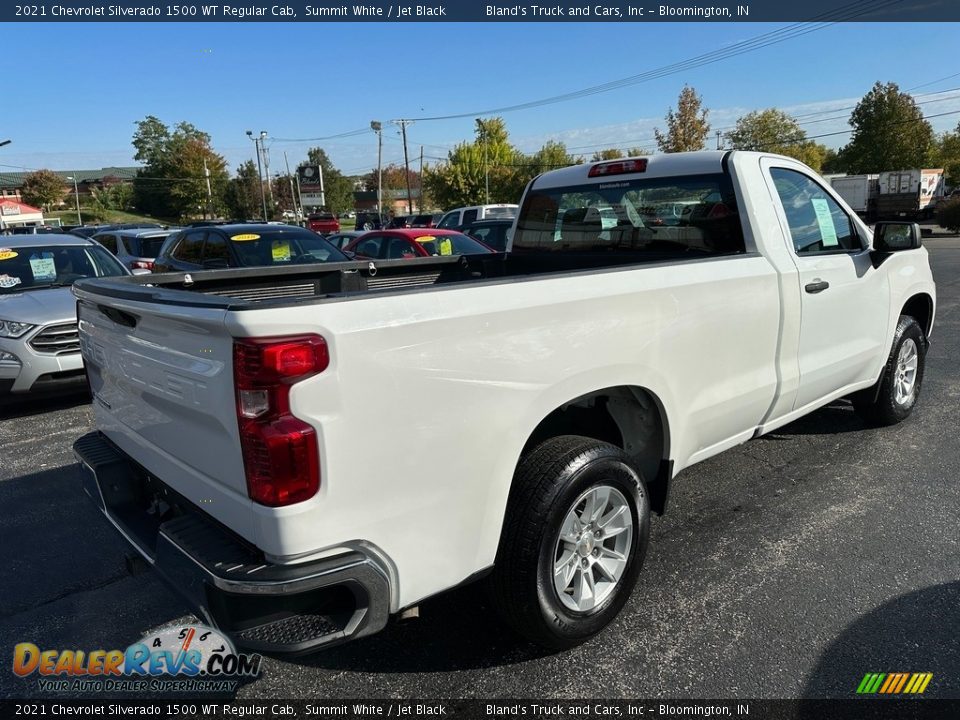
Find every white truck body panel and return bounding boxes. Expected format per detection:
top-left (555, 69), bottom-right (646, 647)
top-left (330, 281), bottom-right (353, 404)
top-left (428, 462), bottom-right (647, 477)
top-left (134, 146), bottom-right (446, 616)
top-left (878, 168), bottom-right (945, 210)
top-left (74, 151), bottom-right (937, 616)
top-left (829, 174), bottom-right (878, 213)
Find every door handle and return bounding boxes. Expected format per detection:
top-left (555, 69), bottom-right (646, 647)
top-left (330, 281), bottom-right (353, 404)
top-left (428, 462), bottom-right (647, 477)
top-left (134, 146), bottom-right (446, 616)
top-left (805, 280), bottom-right (830, 294)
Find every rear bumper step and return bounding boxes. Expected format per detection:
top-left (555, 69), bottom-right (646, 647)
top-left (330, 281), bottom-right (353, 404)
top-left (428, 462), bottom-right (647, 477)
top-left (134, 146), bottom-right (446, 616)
top-left (73, 431), bottom-right (391, 654)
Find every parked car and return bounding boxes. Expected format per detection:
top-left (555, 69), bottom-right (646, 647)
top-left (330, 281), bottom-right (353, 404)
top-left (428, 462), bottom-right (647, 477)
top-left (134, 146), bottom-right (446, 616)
top-left (462, 218), bottom-right (513, 251)
top-left (153, 224), bottom-right (348, 272)
top-left (410, 213), bottom-right (444, 228)
top-left (0, 234), bottom-right (131, 394)
top-left (73, 151), bottom-right (935, 655)
top-left (92, 228), bottom-right (179, 271)
top-left (307, 212), bottom-right (340, 235)
top-left (437, 203), bottom-right (519, 230)
top-left (324, 231), bottom-right (364, 251)
top-left (344, 228), bottom-right (495, 259)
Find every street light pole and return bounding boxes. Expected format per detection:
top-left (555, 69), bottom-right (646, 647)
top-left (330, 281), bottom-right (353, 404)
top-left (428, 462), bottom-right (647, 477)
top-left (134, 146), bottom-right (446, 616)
top-left (246, 130), bottom-right (268, 221)
top-left (67, 175), bottom-right (81, 225)
top-left (477, 118), bottom-right (489, 205)
top-left (260, 131), bottom-right (274, 212)
top-left (370, 121), bottom-right (383, 217)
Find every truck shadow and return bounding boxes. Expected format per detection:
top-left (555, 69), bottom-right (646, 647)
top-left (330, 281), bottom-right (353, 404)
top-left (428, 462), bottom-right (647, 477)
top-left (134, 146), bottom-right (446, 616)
top-left (292, 584), bottom-right (551, 673)
top-left (763, 401), bottom-right (870, 437)
top-left (802, 581), bottom-right (960, 699)
top-left (0, 388), bottom-right (90, 420)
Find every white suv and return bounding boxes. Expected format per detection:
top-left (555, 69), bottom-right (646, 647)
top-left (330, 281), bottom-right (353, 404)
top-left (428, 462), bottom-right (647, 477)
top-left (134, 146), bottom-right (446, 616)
top-left (437, 203), bottom-right (518, 230)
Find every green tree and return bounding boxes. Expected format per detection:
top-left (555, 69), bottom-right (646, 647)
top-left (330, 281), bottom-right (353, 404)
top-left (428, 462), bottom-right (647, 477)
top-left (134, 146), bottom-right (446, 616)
top-left (131, 117), bottom-right (229, 220)
top-left (725, 109), bottom-right (829, 170)
top-left (304, 147), bottom-right (354, 214)
top-left (836, 82), bottom-right (934, 174)
top-left (931, 122), bottom-right (960, 187)
top-left (654, 86), bottom-right (710, 153)
top-left (224, 160), bottom-right (262, 220)
top-left (20, 170), bottom-right (67, 210)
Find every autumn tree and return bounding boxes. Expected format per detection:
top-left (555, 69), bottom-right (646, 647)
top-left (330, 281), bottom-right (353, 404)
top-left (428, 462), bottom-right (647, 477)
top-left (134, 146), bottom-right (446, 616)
top-left (20, 170), bottom-right (67, 210)
top-left (836, 82), bottom-right (934, 174)
top-left (654, 86), bottom-right (710, 153)
top-left (725, 109), bottom-right (829, 170)
top-left (931, 122), bottom-right (960, 187)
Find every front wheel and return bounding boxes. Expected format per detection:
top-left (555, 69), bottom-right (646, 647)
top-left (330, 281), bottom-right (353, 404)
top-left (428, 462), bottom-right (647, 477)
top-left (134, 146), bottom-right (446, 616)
top-left (852, 315), bottom-right (928, 426)
top-left (488, 435), bottom-right (650, 650)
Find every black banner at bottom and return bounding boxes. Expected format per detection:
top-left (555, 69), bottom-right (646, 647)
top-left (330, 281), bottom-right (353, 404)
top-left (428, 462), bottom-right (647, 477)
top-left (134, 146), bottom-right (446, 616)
top-left (2, 699), bottom-right (960, 720)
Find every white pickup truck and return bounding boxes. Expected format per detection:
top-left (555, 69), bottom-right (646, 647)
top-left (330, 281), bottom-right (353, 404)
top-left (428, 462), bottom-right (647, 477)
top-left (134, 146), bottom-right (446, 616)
top-left (73, 151), bottom-right (935, 654)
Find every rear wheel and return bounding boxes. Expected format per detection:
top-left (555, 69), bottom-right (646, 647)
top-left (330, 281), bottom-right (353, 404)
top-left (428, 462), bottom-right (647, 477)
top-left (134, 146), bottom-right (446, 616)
top-left (489, 435), bottom-right (650, 650)
top-left (853, 315), bottom-right (927, 426)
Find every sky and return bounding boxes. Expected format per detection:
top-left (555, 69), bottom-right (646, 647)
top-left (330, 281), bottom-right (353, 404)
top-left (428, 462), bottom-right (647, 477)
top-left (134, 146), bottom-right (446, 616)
top-left (2, 21), bottom-right (960, 177)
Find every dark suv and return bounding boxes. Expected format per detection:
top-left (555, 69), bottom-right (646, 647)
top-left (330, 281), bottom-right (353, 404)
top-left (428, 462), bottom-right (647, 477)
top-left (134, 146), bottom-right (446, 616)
top-left (354, 211), bottom-right (388, 231)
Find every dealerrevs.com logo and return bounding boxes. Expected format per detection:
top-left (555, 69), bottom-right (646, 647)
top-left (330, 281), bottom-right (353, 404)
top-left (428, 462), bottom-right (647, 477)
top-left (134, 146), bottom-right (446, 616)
top-left (12, 625), bottom-right (260, 693)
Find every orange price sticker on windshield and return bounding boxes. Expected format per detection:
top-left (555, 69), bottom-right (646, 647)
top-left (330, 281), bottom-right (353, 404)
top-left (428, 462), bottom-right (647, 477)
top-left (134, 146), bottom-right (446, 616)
top-left (0, 250), bottom-right (18, 261)
top-left (231, 233), bottom-right (261, 242)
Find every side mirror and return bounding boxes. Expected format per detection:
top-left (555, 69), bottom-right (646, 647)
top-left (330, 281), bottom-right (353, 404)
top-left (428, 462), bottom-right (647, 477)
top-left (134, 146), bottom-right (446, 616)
top-left (871, 221), bottom-right (920, 267)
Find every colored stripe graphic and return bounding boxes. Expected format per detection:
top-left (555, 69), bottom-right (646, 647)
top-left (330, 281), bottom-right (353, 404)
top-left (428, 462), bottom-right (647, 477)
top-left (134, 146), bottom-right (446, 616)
top-left (857, 672), bottom-right (932, 694)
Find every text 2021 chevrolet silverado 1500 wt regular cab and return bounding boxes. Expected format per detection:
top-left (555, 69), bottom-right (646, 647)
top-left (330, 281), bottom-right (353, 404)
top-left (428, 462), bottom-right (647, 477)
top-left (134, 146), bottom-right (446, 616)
top-left (72, 152), bottom-right (936, 653)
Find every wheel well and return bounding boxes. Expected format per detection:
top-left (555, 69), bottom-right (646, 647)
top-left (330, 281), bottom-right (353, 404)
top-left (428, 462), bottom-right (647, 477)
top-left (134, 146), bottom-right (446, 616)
top-left (902, 294), bottom-right (933, 337)
top-left (522, 386), bottom-right (672, 514)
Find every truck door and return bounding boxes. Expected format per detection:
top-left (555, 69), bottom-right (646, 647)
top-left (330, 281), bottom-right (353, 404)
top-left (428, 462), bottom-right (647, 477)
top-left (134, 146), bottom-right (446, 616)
top-left (762, 162), bottom-right (889, 411)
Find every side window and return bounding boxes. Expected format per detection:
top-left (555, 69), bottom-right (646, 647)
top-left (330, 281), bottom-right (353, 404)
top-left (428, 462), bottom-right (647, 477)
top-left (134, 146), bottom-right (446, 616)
top-left (354, 235), bottom-right (385, 259)
top-left (770, 168), bottom-right (860, 255)
top-left (385, 237), bottom-right (416, 259)
top-left (202, 234), bottom-right (230, 265)
top-left (462, 209), bottom-right (479, 225)
top-left (97, 234), bottom-right (117, 254)
top-left (172, 231), bottom-right (206, 264)
top-left (437, 212), bottom-right (459, 229)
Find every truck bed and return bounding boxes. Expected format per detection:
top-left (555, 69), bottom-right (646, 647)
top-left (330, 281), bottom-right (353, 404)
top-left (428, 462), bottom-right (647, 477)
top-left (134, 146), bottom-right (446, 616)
top-left (74, 248), bottom-right (738, 309)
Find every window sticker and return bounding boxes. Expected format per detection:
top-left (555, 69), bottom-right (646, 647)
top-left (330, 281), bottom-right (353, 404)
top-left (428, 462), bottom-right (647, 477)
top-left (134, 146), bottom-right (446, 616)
top-left (231, 233), bottom-right (261, 241)
top-left (0, 249), bottom-right (18, 261)
top-left (29, 252), bottom-right (56, 282)
top-left (811, 198), bottom-right (839, 247)
top-left (0, 274), bottom-right (21, 289)
top-left (271, 240), bottom-right (291, 262)
top-left (438, 238), bottom-right (453, 256)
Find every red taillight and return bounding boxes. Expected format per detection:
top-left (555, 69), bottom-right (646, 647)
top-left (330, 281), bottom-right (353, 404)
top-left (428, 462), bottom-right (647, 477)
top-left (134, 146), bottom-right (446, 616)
top-left (233, 335), bottom-right (328, 507)
top-left (132, 260), bottom-right (154, 270)
top-left (588, 158), bottom-right (648, 178)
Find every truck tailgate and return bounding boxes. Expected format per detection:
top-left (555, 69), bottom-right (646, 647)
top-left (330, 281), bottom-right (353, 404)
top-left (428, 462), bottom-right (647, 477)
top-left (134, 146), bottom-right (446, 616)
top-left (75, 292), bottom-right (256, 539)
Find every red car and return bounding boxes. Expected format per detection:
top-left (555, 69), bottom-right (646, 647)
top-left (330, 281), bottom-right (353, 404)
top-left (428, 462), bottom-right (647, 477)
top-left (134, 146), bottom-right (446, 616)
top-left (307, 212), bottom-right (340, 235)
top-left (343, 228), bottom-right (495, 260)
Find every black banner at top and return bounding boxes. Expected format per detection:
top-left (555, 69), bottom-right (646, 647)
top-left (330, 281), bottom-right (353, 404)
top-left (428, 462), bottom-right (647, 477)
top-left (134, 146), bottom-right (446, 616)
top-left (4, 0), bottom-right (960, 23)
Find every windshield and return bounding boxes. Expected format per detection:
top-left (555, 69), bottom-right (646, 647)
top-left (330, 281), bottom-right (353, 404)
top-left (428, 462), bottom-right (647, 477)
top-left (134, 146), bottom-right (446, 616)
top-left (512, 173), bottom-right (745, 257)
top-left (412, 233), bottom-right (493, 256)
top-left (227, 228), bottom-right (348, 267)
top-left (0, 244), bottom-right (126, 293)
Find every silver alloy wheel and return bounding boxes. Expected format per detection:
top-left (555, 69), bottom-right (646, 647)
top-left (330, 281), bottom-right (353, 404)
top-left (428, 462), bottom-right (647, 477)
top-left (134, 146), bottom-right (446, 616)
top-left (553, 484), bottom-right (633, 613)
top-left (894, 338), bottom-right (919, 406)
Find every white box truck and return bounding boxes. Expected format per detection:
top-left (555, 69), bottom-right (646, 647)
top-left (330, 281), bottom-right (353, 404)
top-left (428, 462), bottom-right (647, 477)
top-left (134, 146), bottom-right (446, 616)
top-left (830, 175), bottom-right (879, 219)
top-left (876, 169), bottom-right (945, 219)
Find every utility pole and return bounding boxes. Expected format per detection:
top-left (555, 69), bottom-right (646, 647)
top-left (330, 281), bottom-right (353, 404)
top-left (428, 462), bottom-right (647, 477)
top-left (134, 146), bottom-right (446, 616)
top-left (283, 151), bottom-right (301, 221)
top-left (716, 130), bottom-right (722, 151)
top-left (203, 158), bottom-right (213, 219)
top-left (246, 130), bottom-right (268, 221)
top-left (392, 119), bottom-right (414, 214)
top-left (477, 118), bottom-right (489, 204)
top-left (318, 163), bottom-right (325, 209)
top-left (418, 145), bottom-right (424, 213)
top-left (260, 131), bottom-right (274, 213)
top-left (371, 121), bottom-right (383, 217)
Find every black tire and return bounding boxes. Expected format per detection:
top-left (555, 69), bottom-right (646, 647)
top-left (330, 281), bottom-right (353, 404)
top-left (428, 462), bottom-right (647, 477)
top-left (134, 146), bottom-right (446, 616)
top-left (852, 315), bottom-right (927, 427)
top-left (488, 435), bottom-right (650, 650)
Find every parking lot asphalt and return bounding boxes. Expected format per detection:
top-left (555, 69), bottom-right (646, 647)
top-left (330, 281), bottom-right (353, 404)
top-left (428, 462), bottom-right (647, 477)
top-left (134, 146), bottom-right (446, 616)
top-left (1, 239), bottom-right (959, 701)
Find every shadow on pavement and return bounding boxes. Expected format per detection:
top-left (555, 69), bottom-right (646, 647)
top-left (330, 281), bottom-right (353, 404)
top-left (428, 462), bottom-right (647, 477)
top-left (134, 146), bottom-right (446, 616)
top-left (764, 401), bottom-right (870, 438)
top-left (803, 581), bottom-right (960, 699)
top-left (293, 583), bottom-right (552, 673)
top-left (0, 388), bottom-right (90, 420)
